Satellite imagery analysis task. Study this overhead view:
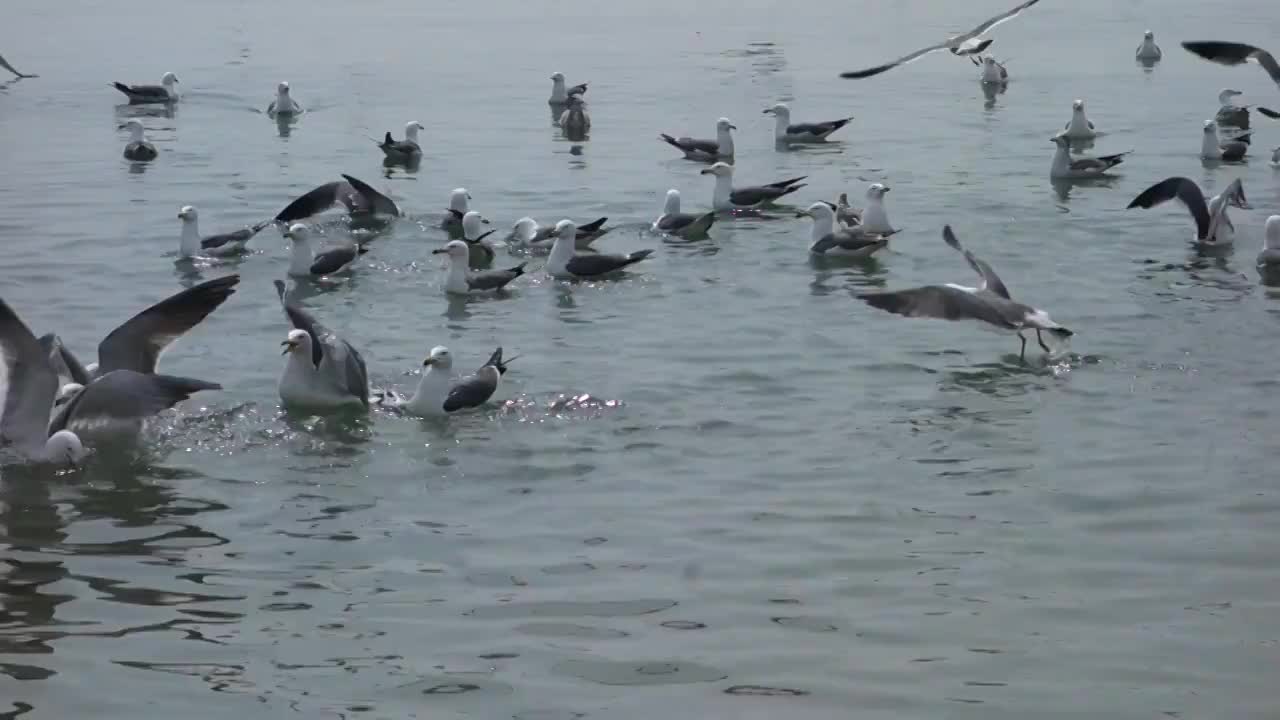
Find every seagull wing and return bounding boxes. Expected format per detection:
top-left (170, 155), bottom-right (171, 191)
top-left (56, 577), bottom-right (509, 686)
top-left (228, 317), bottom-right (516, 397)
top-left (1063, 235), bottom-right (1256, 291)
top-left (0, 297), bottom-right (59, 454)
top-left (1182, 41), bottom-right (1280, 86)
top-left (1127, 177), bottom-right (1211, 240)
top-left (48, 370), bottom-right (221, 435)
top-left (942, 226), bottom-right (1012, 299)
top-left (96, 274), bottom-right (241, 376)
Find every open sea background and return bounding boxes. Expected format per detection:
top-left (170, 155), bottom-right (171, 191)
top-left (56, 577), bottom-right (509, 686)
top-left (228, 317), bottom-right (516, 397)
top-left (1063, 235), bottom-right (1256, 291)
top-left (2, 0), bottom-right (1279, 717)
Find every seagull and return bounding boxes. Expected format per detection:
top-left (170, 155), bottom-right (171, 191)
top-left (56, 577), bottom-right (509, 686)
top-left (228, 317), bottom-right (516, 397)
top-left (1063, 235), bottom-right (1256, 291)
top-left (1136, 31), bottom-right (1162, 61)
top-left (275, 174), bottom-right (401, 224)
top-left (660, 118), bottom-right (736, 162)
top-left (111, 72), bottom-right (179, 103)
top-left (1213, 90), bottom-right (1278, 141)
top-left (1257, 216), bottom-right (1280, 268)
top-left (378, 121), bottom-right (425, 164)
top-left (549, 72), bottom-right (588, 104)
top-left (508, 216), bottom-right (610, 250)
top-left (1, 53), bottom-right (37, 79)
top-left (652, 189), bottom-right (717, 239)
top-left (546, 220), bottom-right (654, 279)
top-left (1126, 176), bottom-right (1249, 247)
top-left (1182, 41), bottom-right (1280, 89)
top-left (266, 81), bottom-right (302, 116)
top-left (120, 120), bottom-right (157, 161)
top-left (1050, 135), bottom-right (1130, 179)
top-left (460, 211), bottom-right (500, 268)
top-left (46, 370), bottom-right (222, 449)
top-left (1062, 99), bottom-right (1097, 140)
top-left (559, 95), bottom-right (591, 138)
top-left (432, 240), bottom-right (526, 295)
top-left (839, 0), bottom-right (1042, 79)
top-left (857, 225), bottom-right (1072, 362)
top-left (273, 281), bottom-right (368, 412)
top-left (763, 103), bottom-right (854, 144)
top-left (178, 206), bottom-right (270, 259)
top-left (699, 162), bottom-right (807, 211)
top-left (976, 55), bottom-right (1009, 84)
top-left (385, 346), bottom-right (512, 417)
top-left (442, 188), bottom-right (474, 232)
top-left (284, 223), bottom-right (367, 277)
top-left (858, 183), bottom-right (896, 234)
top-left (1201, 120), bottom-right (1251, 161)
top-left (797, 203), bottom-right (894, 258)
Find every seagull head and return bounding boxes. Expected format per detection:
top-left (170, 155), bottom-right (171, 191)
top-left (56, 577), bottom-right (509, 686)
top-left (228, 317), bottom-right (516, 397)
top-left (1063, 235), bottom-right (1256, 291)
top-left (449, 188), bottom-right (470, 212)
top-left (277, 81), bottom-right (290, 95)
top-left (867, 183), bottom-right (890, 200)
top-left (46, 430), bottom-right (88, 468)
top-left (1266, 216), bottom-right (1280, 248)
top-left (700, 161), bottom-right (733, 178)
top-left (178, 205), bottom-right (198, 222)
top-left (283, 223), bottom-right (310, 242)
top-left (431, 239), bottom-right (469, 260)
top-left (762, 103), bottom-right (789, 117)
top-left (663, 189), bottom-right (681, 214)
top-left (716, 117), bottom-right (737, 132)
top-left (551, 218), bottom-right (578, 240)
top-left (120, 119), bottom-right (145, 140)
top-left (1218, 89), bottom-right (1244, 105)
top-left (423, 345), bottom-right (452, 369)
top-left (510, 217), bottom-right (539, 242)
top-left (838, 192), bottom-right (851, 206)
top-left (1072, 99), bottom-right (1085, 111)
top-left (281, 328), bottom-right (310, 356)
top-left (550, 72), bottom-right (565, 83)
top-left (1144, 30), bottom-right (1154, 40)
top-left (1050, 133), bottom-right (1070, 147)
top-left (405, 120), bottom-right (425, 135)
top-left (461, 211), bottom-right (486, 239)
top-left (161, 72), bottom-right (179, 85)
top-left (797, 202), bottom-right (835, 220)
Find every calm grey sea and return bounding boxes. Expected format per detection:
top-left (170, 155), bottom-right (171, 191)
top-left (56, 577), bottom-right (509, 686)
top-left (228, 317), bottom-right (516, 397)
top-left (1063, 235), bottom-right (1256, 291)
top-left (3, 0), bottom-right (1279, 717)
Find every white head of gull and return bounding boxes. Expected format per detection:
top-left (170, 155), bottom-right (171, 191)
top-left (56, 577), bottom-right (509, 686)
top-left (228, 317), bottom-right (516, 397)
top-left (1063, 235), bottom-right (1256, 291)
top-left (123, 119), bottom-right (145, 144)
top-left (1201, 119), bottom-right (1251, 160)
top-left (1218, 88), bottom-right (1243, 107)
top-left (402, 345), bottom-right (456, 417)
top-left (510, 217), bottom-right (540, 245)
top-left (433, 240), bottom-right (471, 294)
top-left (159, 72), bottom-right (179, 97)
top-left (764, 103), bottom-right (792, 139)
top-left (270, 81), bottom-right (300, 115)
top-left (178, 205), bottom-right (200, 258)
top-left (980, 56), bottom-right (1005, 83)
top-left (861, 183), bottom-right (893, 234)
top-left (450, 188), bottom-right (470, 214)
top-left (715, 117), bottom-right (736, 156)
top-left (663, 189), bottom-right (682, 216)
top-left (462, 211), bottom-right (487, 242)
top-left (284, 223), bottom-right (315, 276)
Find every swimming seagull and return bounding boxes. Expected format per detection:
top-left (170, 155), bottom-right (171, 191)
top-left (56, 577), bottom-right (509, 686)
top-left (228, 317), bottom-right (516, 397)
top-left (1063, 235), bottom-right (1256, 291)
top-left (1200, 120), bottom-right (1251, 161)
top-left (120, 120), bottom-right (157, 161)
top-left (508, 216), bottom-right (610, 250)
top-left (1062, 99), bottom-right (1097, 140)
top-left (1213, 89), bottom-right (1278, 136)
top-left (1126, 176), bottom-right (1249, 247)
top-left (461, 211), bottom-right (500, 268)
top-left (1258, 216), bottom-right (1280, 268)
top-left (111, 72), bottom-right (179, 103)
top-left (1136, 31), bottom-right (1162, 61)
top-left (839, 0), bottom-right (1041, 79)
top-left (386, 346), bottom-right (512, 417)
top-left (699, 162), bottom-right (807, 211)
top-left (273, 280), bottom-right (369, 412)
top-left (378, 121), bottom-right (425, 163)
top-left (546, 219), bottom-right (654, 279)
top-left (275, 174), bottom-right (401, 224)
top-left (857, 225), bottom-right (1072, 362)
top-left (976, 55), bottom-right (1008, 84)
top-left (858, 183), bottom-right (896, 234)
top-left (284, 223), bottom-right (367, 277)
top-left (652, 189), bottom-right (717, 239)
top-left (549, 72), bottom-right (588, 104)
top-left (559, 95), bottom-right (591, 138)
top-left (1181, 42), bottom-right (1280, 89)
top-left (763, 103), bottom-right (854, 144)
top-left (659, 118), bottom-right (736, 162)
top-left (432, 240), bottom-right (526, 294)
top-left (1049, 135), bottom-right (1130, 179)
top-left (178, 206), bottom-right (270, 258)
top-left (797, 202), bottom-right (894, 258)
top-left (266, 81), bottom-right (302, 116)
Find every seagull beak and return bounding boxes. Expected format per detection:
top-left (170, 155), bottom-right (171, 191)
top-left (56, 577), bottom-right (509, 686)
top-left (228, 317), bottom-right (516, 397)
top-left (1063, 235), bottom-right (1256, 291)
top-left (481, 217), bottom-right (491, 225)
top-left (762, 108), bottom-right (772, 114)
top-left (882, 186), bottom-right (891, 192)
top-left (729, 124), bottom-right (738, 130)
top-left (699, 168), bottom-right (714, 175)
top-left (422, 357), bottom-right (435, 367)
top-left (280, 340), bottom-right (297, 355)
top-left (431, 247), bottom-right (449, 254)
top-left (795, 210), bottom-right (812, 218)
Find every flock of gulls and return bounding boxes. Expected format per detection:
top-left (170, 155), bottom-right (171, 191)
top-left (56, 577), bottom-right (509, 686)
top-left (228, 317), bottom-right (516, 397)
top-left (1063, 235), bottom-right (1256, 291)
top-left (3, 0), bottom-right (1280, 469)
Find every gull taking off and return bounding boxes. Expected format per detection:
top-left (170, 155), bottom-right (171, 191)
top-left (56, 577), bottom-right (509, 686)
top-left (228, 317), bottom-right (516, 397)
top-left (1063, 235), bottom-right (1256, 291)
top-left (432, 241), bottom-right (526, 295)
top-left (1136, 31), bottom-right (1162, 61)
top-left (549, 72), bottom-right (588, 104)
top-left (660, 118), bottom-right (736, 162)
top-left (547, 220), bottom-right (654, 279)
top-left (274, 281), bottom-right (368, 412)
top-left (112, 72), bottom-right (179, 103)
top-left (652, 189), bottom-right (717, 239)
top-left (121, 120), bottom-right (157, 161)
top-left (797, 203), bottom-right (894, 258)
top-left (1049, 135), bottom-right (1130, 179)
top-left (178, 206), bottom-right (270, 258)
top-left (700, 162), bottom-right (806, 211)
top-left (267, 81), bottom-right (302, 116)
top-left (386, 346), bottom-right (512, 417)
top-left (763, 103), bottom-right (854, 144)
top-left (1126, 176), bottom-right (1249, 247)
top-left (856, 225), bottom-right (1072, 362)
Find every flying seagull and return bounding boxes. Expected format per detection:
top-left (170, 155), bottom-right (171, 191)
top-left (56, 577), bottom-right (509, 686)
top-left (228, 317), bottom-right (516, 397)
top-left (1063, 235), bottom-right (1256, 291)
top-left (839, 0), bottom-right (1042, 79)
top-left (1126, 176), bottom-right (1249, 247)
top-left (1181, 42), bottom-right (1280, 89)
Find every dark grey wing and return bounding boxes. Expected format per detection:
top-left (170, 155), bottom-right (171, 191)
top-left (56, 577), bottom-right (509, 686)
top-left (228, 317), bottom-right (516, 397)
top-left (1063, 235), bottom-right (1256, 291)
top-left (1206, 178), bottom-right (1244, 240)
top-left (38, 333), bottom-right (92, 386)
top-left (112, 82), bottom-right (167, 101)
top-left (275, 181), bottom-right (343, 223)
top-left (660, 134), bottom-right (718, 156)
top-left (787, 118), bottom-right (852, 137)
top-left (49, 370), bottom-right (221, 434)
top-left (442, 369), bottom-right (499, 412)
top-left (658, 212), bottom-right (698, 231)
top-left (568, 82), bottom-right (588, 97)
top-left (333, 341), bottom-right (369, 408)
top-left (577, 217), bottom-right (608, 235)
top-left (857, 285), bottom-right (1020, 329)
top-left (1220, 137), bottom-right (1250, 160)
top-left (273, 280), bottom-right (324, 367)
top-left (1181, 42), bottom-right (1280, 86)
top-left (97, 274), bottom-right (240, 376)
top-left (1258, 107), bottom-right (1280, 119)
top-left (468, 264), bottom-right (526, 291)
top-left (729, 182), bottom-right (806, 207)
top-left (942, 226), bottom-right (1011, 299)
top-left (812, 229), bottom-right (887, 255)
top-left (309, 245), bottom-right (359, 275)
top-left (0, 297), bottom-right (59, 453)
top-left (565, 250), bottom-right (654, 277)
top-left (340, 174), bottom-right (401, 216)
top-left (202, 220), bottom-right (270, 250)
top-left (765, 175), bottom-right (808, 190)
top-left (1127, 177), bottom-right (1211, 239)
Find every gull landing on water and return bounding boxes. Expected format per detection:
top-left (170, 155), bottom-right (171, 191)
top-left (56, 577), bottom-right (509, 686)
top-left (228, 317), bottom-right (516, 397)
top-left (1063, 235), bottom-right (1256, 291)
top-left (857, 225), bottom-right (1072, 363)
top-left (178, 206), bottom-right (270, 258)
top-left (274, 174), bottom-right (401, 225)
top-left (763, 103), bottom-right (854, 144)
top-left (839, 0), bottom-right (1041, 79)
top-left (1049, 135), bottom-right (1130, 179)
top-left (1127, 176), bottom-right (1249, 247)
top-left (120, 120), bottom-right (157, 161)
top-left (112, 72), bottom-right (179, 103)
top-left (1136, 31), bottom-right (1162, 61)
top-left (660, 118), bottom-right (736, 162)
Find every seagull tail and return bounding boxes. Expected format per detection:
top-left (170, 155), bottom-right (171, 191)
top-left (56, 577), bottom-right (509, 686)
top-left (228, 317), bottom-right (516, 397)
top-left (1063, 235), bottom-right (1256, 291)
top-left (111, 82), bottom-right (133, 95)
top-left (624, 249), bottom-right (656, 265)
top-left (658, 134), bottom-right (684, 150)
top-left (578, 217), bottom-right (608, 233)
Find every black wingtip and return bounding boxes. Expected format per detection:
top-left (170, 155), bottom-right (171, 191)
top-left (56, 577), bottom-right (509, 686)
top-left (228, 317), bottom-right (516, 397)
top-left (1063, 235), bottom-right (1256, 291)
top-left (839, 63), bottom-right (893, 80)
top-left (273, 279), bottom-right (287, 300)
top-left (855, 292), bottom-right (904, 314)
top-left (627, 249), bottom-right (656, 263)
top-left (1258, 107), bottom-right (1280, 119)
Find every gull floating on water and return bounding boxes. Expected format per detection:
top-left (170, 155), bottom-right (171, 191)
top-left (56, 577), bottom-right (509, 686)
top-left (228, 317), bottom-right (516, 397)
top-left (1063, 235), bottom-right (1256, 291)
top-left (178, 206), bottom-right (270, 259)
top-left (1258, 216), bottom-right (1280, 268)
top-left (700, 162), bottom-right (806, 211)
top-left (112, 72), bottom-right (179, 103)
top-left (763, 103), bottom-right (854, 144)
top-left (274, 281), bottom-right (369, 412)
top-left (266, 81), bottom-right (302, 116)
top-left (1200, 120), bottom-right (1251, 161)
top-left (858, 183), bottom-right (896, 234)
top-left (547, 219), bottom-right (654, 279)
top-left (652, 189), bottom-right (717, 239)
top-left (378, 121), bottom-right (424, 164)
top-left (385, 346), bottom-right (512, 417)
top-left (120, 120), bottom-right (157, 161)
top-left (1213, 90), bottom-right (1277, 140)
top-left (442, 188), bottom-right (476, 232)
top-left (839, 0), bottom-right (1041, 79)
top-left (1136, 31), bottom-right (1162, 61)
top-left (660, 118), bottom-right (736, 162)
top-left (857, 225), bottom-right (1072, 362)
top-left (1062, 99), bottom-right (1097, 140)
top-left (1182, 42), bottom-right (1280, 89)
top-left (1127, 176), bottom-right (1249, 247)
top-left (549, 72), bottom-right (588, 105)
top-left (285, 223), bottom-right (366, 277)
top-left (508, 216), bottom-right (610, 250)
top-left (559, 96), bottom-right (591, 138)
top-left (976, 55), bottom-right (1008, 84)
top-left (460, 211), bottom-right (500, 268)
top-left (797, 203), bottom-right (894, 258)
top-left (1049, 135), bottom-right (1129, 179)
top-left (275, 174), bottom-right (401, 224)
top-left (432, 240), bottom-right (526, 295)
